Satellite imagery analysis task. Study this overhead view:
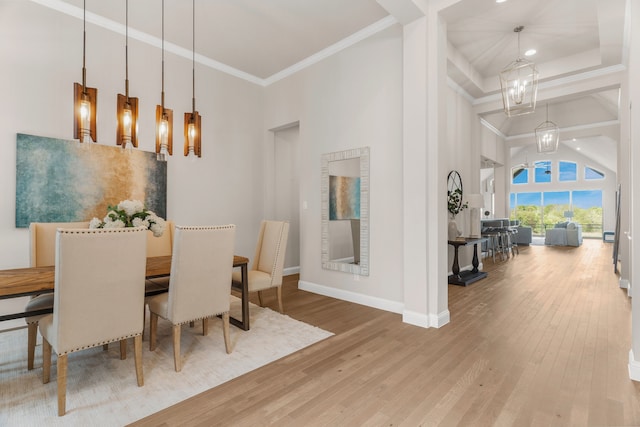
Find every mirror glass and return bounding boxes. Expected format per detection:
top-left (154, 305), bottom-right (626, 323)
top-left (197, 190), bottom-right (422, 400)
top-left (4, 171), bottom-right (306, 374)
top-left (321, 147), bottom-right (369, 276)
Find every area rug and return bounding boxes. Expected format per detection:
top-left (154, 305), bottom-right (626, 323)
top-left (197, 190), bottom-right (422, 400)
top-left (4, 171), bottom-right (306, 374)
top-left (0, 297), bottom-right (333, 426)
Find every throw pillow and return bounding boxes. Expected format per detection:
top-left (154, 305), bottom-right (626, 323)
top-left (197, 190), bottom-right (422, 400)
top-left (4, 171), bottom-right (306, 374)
top-left (555, 222), bottom-right (568, 228)
top-left (567, 222), bottom-right (576, 230)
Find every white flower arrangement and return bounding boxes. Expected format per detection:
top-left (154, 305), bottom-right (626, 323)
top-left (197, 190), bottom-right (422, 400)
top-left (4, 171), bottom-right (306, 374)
top-left (90, 199), bottom-right (166, 237)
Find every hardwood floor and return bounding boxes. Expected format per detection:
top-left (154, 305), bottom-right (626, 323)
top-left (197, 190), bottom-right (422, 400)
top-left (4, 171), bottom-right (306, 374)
top-left (131, 239), bottom-right (640, 426)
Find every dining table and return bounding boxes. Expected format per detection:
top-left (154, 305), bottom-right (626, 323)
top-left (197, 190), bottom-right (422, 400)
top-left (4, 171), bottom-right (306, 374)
top-left (0, 255), bottom-right (252, 330)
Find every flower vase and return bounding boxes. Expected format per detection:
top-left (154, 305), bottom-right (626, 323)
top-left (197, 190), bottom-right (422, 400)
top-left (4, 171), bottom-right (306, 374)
top-left (448, 218), bottom-right (461, 241)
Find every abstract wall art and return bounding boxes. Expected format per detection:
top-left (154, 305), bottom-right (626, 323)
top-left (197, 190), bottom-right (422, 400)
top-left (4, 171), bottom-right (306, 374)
top-left (15, 133), bottom-right (167, 227)
top-left (329, 175), bottom-right (360, 220)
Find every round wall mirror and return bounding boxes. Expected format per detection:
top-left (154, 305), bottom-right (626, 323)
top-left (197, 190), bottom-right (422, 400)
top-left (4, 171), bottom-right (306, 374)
top-left (447, 170), bottom-right (464, 216)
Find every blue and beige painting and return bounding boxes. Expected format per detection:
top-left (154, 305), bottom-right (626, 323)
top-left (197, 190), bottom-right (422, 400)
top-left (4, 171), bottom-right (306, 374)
top-left (329, 175), bottom-right (360, 220)
top-left (16, 133), bottom-right (167, 228)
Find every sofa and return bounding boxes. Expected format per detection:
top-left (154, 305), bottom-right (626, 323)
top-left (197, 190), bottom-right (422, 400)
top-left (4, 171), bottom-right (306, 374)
top-left (545, 221), bottom-right (583, 246)
top-left (512, 224), bottom-right (532, 245)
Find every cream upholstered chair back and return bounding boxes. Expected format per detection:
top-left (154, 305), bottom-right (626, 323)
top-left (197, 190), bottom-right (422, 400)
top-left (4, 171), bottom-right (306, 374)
top-left (167, 225), bottom-right (236, 325)
top-left (42, 227), bottom-right (148, 354)
top-left (25, 221), bottom-right (89, 370)
top-left (29, 221), bottom-right (90, 267)
top-left (252, 220), bottom-right (289, 288)
top-left (146, 220), bottom-right (174, 257)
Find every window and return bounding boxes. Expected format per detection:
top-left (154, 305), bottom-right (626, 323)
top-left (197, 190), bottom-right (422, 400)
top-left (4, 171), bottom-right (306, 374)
top-left (585, 166), bottom-right (604, 180)
top-left (534, 161), bottom-right (551, 183)
top-left (512, 167), bottom-right (528, 184)
top-left (543, 191), bottom-right (570, 228)
top-left (573, 190), bottom-right (603, 236)
top-left (559, 161), bottom-right (577, 182)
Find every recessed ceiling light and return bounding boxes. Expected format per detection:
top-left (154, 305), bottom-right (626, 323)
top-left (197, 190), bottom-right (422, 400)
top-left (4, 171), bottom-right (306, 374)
top-left (576, 147), bottom-right (581, 151)
top-left (572, 138), bottom-right (577, 141)
top-left (496, 0), bottom-right (507, 3)
top-left (525, 49), bottom-right (537, 56)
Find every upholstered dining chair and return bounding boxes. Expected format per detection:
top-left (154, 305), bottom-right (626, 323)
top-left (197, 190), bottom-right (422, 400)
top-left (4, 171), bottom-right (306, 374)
top-left (25, 221), bottom-right (89, 370)
top-left (147, 225), bottom-right (236, 372)
top-left (39, 227), bottom-right (148, 416)
top-left (232, 220), bottom-right (289, 313)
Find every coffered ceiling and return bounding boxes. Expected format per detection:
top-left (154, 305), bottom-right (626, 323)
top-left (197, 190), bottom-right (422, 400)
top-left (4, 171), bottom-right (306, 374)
top-left (43, 0), bottom-right (628, 171)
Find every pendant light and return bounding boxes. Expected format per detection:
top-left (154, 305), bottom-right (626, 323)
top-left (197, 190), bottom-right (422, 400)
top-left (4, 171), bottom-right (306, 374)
top-left (184, 0), bottom-right (201, 158)
top-left (156, 0), bottom-right (173, 161)
top-left (116, 0), bottom-right (139, 150)
top-left (499, 26), bottom-right (538, 117)
top-left (535, 103), bottom-right (560, 153)
top-left (73, 0), bottom-right (97, 143)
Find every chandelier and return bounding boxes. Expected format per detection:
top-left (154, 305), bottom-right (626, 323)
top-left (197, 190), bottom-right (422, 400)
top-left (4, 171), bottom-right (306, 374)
top-left (535, 103), bottom-right (560, 153)
top-left (499, 26), bottom-right (538, 117)
top-left (73, 0), bottom-right (97, 143)
top-left (116, 0), bottom-right (139, 150)
top-left (184, 0), bottom-right (202, 158)
top-left (156, 0), bottom-right (173, 161)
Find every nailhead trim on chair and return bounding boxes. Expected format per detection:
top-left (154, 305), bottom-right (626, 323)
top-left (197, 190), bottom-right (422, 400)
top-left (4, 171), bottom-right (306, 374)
top-left (174, 225), bottom-right (236, 231)
top-left (64, 227), bottom-right (148, 235)
top-left (56, 332), bottom-right (143, 356)
top-left (154, 311), bottom-right (230, 326)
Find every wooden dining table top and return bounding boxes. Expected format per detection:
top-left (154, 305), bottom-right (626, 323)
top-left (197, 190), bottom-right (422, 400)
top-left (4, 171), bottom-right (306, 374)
top-left (0, 255), bottom-right (249, 299)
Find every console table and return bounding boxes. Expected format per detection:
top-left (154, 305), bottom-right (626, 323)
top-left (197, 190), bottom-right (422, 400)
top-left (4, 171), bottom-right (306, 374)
top-left (447, 237), bottom-right (488, 286)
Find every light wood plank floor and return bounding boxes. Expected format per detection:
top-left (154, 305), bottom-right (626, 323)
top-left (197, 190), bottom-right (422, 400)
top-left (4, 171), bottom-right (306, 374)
top-left (131, 239), bottom-right (640, 426)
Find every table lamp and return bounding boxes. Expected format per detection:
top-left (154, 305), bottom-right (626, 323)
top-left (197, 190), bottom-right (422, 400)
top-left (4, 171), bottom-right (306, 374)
top-left (467, 194), bottom-right (484, 237)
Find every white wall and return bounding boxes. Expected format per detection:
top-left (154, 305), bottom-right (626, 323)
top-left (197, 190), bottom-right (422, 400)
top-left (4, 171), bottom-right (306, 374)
top-left (0, 1), bottom-right (265, 268)
top-left (264, 26), bottom-right (405, 310)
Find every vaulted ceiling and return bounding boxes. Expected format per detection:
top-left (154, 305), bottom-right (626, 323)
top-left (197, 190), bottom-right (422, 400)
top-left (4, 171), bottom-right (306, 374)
top-left (47, 0), bottom-right (628, 171)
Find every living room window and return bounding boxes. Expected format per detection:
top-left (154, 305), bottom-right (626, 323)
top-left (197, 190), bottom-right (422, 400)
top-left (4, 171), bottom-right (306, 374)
top-left (534, 161), bottom-right (552, 183)
top-left (585, 166), bottom-right (605, 180)
top-left (559, 161), bottom-right (577, 182)
top-left (510, 189), bottom-right (603, 238)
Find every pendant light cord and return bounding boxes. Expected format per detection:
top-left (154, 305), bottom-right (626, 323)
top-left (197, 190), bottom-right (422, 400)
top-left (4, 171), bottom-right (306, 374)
top-left (82, 0), bottom-right (86, 90)
top-left (161, 0), bottom-right (165, 108)
top-left (125, 0), bottom-right (129, 100)
top-left (192, 0), bottom-right (196, 114)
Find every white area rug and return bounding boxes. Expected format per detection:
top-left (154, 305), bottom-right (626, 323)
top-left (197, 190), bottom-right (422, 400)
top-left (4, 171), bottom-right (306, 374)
top-left (0, 297), bottom-right (332, 426)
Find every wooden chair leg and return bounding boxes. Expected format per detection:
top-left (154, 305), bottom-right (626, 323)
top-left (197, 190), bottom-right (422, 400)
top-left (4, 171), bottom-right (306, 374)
top-left (276, 286), bottom-right (284, 313)
top-left (258, 291), bottom-right (264, 307)
top-left (142, 306), bottom-right (147, 341)
top-left (27, 322), bottom-right (37, 370)
top-left (134, 335), bottom-right (144, 387)
top-left (57, 354), bottom-right (68, 416)
top-left (149, 313), bottom-right (158, 351)
top-left (202, 317), bottom-right (208, 336)
top-left (222, 312), bottom-right (232, 354)
top-left (172, 324), bottom-right (182, 372)
top-left (120, 339), bottom-right (127, 360)
top-left (189, 321), bottom-right (195, 328)
top-left (42, 338), bottom-right (52, 384)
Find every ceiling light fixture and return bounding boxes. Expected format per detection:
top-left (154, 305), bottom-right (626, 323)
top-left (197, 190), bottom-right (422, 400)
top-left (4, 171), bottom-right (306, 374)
top-left (524, 49), bottom-right (536, 56)
top-left (499, 26), bottom-right (538, 117)
top-left (73, 0), bottom-right (97, 143)
top-left (184, 0), bottom-right (202, 158)
top-left (535, 103), bottom-right (560, 153)
top-left (156, 0), bottom-right (172, 162)
top-left (116, 0), bottom-right (138, 151)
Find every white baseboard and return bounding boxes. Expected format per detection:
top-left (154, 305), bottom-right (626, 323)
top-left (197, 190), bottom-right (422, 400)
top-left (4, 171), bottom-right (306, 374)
top-left (620, 278), bottom-right (629, 289)
top-left (298, 280), bottom-right (404, 314)
top-left (284, 266), bottom-right (300, 276)
top-left (629, 350), bottom-right (640, 381)
top-left (299, 280), bottom-right (449, 329)
top-left (403, 309), bottom-right (450, 328)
